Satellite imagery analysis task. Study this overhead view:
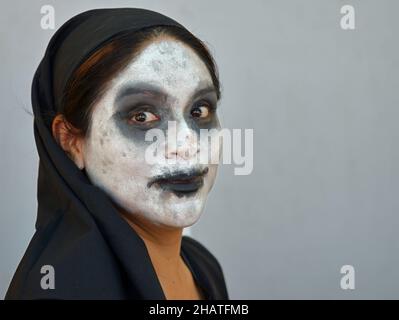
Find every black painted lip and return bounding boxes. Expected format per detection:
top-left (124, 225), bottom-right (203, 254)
top-left (148, 167), bottom-right (208, 194)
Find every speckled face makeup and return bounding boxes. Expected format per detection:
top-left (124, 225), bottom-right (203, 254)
top-left (82, 38), bottom-right (221, 228)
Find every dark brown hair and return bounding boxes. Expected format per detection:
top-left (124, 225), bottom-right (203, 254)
top-left (59, 26), bottom-right (221, 136)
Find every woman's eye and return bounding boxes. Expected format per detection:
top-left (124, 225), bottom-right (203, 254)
top-left (191, 105), bottom-right (210, 119)
top-left (129, 111), bottom-right (159, 124)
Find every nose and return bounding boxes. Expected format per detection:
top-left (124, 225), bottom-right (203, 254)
top-left (165, 120), bottom-right (199, 161)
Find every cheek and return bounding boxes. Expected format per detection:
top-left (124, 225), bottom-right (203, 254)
top-left (84, 121), bottom-right (151, 180)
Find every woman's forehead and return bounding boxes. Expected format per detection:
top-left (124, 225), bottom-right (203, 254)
top-left (109, 39), bottom-right (214, 101)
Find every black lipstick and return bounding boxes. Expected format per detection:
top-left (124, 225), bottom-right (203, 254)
top-left (148, 167), bottom-right (209, 197)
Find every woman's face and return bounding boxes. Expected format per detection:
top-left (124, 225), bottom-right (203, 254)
top-left (82, 37), bottom-right (221, 228)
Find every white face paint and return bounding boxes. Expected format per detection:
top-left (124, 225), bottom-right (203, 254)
top-left (82, 38), bottom-right (221, 228)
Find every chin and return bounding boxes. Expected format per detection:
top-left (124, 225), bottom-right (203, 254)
top-left (160, 212), bottom-right (203, 229)
top-left (109, 179), bottom-right (211, 228)
top-left (147, 199), bottom-right (206, 228)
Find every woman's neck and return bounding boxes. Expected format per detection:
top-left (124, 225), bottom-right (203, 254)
top-left (120, 210), bottom-right (186, 279)
top-left (125, 213), bottom-right (183, 267)
top-left (119, 210), bottom-right (203, 300)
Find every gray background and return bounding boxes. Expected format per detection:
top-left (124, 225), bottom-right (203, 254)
top-left (1, 0), bottom-right (398, 299)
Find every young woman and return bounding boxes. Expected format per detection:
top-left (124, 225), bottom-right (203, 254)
top-left (6, 7), bottom-right (228, 300)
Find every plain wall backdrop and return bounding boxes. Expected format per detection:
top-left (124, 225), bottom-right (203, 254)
top-left (1, 0), bottom-right (399, 299)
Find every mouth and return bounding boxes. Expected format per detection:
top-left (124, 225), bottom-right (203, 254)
top-left (148, 167), bottom-right (209, 197)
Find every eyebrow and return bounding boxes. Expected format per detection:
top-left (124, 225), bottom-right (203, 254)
top-left (114, 81), bottom-right (218, 105)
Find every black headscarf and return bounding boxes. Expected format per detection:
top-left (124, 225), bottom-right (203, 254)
top-left (5, 7), bottom-right (228, 300)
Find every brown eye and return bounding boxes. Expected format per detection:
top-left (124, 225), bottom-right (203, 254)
top-left (191, 105), bottom-right (210, 118)
top-left (129, 111), bottom-right (159, 124)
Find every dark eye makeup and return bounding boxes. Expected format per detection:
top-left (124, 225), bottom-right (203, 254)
top-left (190, 98), bottom-right (217, 120)
top-left (113, 103), bottom-right (162, 130)
top-left (112, 82), bottom-right (219, 131)
top-left (116, 97), bottom-right (217, 122)
top-left (127, 109), bottom-right (160, 124)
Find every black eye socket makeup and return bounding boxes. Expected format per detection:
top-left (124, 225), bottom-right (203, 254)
top-left (112, 81), bottom-right (220, 131)
top-left (128, 110), bottom-right (160, 124)
top-left (126, 105), bottom-right (161, 122)
top-left (114, 81), bottom-right (218, 111)
top-left (190, 98), bottom-right (218, 120)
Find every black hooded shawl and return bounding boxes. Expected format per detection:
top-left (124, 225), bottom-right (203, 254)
top-left (5, 7), bottom-right (228, 300)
